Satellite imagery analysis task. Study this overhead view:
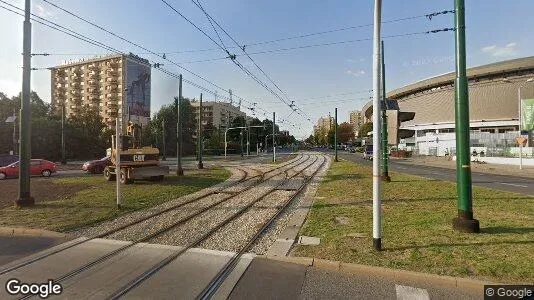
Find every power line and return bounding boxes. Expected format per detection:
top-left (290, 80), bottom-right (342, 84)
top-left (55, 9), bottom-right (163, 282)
top-left (190, 0), bottom-right (313, 124)
top-left (137, 9), bottom-right (454, 55)
top-left (37, 0), bottom-right (275, 122)
top-left (159, 0), bottom-right (301, 127)
top-left (0, 3), bottom-right (273, 122)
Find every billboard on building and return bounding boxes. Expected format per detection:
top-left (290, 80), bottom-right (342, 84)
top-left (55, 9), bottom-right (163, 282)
top-left (522, 99), bottom-right (534, 131)
top-left (125, 57), bottom-right (151, 119)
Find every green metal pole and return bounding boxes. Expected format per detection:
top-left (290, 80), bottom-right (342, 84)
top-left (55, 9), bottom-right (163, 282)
top-left (161, 118), bottom-right (166, 161)
top-left (273, 112), bottom-right (276, 163)
top-left (334, 108), bottom-right (338, 162)
top-left (198, 93), bottom-right (204, 169)
top-left (16, 0), bottom-right (34, 207)
top-left (452, 0), bottom-right (479, 233)
top-left (176, 75), bottom-right (184, 176)
top-left (381, 40), bottom-right (391, 182)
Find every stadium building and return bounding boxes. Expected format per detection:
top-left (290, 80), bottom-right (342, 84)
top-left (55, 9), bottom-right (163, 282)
top-left (363, 56), bottom-right (534, 157)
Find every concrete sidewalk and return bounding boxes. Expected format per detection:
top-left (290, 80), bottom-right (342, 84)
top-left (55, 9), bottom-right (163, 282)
top-left (398, 155), bottom-right (534, 178)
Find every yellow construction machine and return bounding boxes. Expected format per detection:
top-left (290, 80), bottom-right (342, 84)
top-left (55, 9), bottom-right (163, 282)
top-left (104, 121), bottom-right (169, 184)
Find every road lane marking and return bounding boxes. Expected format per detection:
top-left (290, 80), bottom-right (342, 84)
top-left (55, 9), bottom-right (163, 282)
top-left (499, 182), bottom-right (528, 188)
top-left (395, 285), bottom-right (430, 300)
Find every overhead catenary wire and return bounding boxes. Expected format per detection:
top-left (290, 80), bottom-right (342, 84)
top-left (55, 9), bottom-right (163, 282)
top-left (158, 0), bottom-right (303, 127)
top-left (0, 3), bottom-right (277, 123)
top-left (190, 0), bottom-right (313, 123)
top-left (38, 0), bottom-right (267, 117)
top-left (34, 0), bottom-right (279, 123)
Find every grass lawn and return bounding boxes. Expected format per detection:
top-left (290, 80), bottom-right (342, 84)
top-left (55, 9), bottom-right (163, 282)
top-left (293, 159), bottom-right (534, 283)
top-left (0, 168), bottom-right (230, 232)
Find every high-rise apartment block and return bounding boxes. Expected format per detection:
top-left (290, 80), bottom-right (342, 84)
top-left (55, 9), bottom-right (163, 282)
top-left (50, 53), bottom-right (151, 129)
top-left (349, 110), bottom-right (363, 136)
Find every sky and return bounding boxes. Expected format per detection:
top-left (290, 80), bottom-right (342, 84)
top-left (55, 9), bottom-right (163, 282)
top-left (1, 0), bottom-right (534, 139)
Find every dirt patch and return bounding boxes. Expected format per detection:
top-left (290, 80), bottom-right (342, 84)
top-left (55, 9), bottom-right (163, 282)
top-left (0, 178), bottom-right (89, 208)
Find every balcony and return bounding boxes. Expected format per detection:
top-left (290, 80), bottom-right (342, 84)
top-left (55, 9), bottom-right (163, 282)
top-left (88, 88), bottom-right (99, 95)
top-left (107, 70), bottom-right (118, 76)
top-left (106, 78), bottom-right (118, 84)
top-left (106, 60), bottom-right (119, 68)
top-left (88, 63), bottom-right (99, 70)
top-left (107, 85), bottom-right (118, 92)
top-left (88, 79), bottom-right (99, 86)
top-left (89, 72), bottom-right (100, 80)
top-left (107, 102), bottom-right (118, 108)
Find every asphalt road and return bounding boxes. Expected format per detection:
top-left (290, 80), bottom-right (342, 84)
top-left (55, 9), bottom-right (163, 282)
top-left (337, 152), bottom-right (534, 196)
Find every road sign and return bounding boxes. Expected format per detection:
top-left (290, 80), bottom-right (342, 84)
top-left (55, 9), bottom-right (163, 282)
top-left (516, 136), bottom-right (527, 146)
top-left (5, 115), bottom-right (16, 123)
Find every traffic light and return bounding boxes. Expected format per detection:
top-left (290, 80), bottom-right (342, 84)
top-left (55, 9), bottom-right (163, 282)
top-left (383, 100), bottom-right (415, 146)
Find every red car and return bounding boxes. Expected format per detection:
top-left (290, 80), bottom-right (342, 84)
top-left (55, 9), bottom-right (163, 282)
top-left (0, 159), bottom-right (58, 180)
top-left (82, 156), bottom-right (112, 174)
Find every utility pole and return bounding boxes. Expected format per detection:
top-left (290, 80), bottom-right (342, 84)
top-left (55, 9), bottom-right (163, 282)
top-left (161, 118), bottom-right (166, 161)
top-left (246, 119), bottom-right (250, 157)
top-left (198, 93), bottom-right (204, 169)
top-left (381, 40), bottom-right (391, 182)
top-left (13, 109), bottom-right (17, 156)
top-left (61, 104), bottom-right (66, 164)
top-left (372, 0), bottom-right (382, 250)
top-left (273, 112), bottom-right (276, 163)
top-left (240, 130), bottom-right (244, 158)
top-left (115, 116), bottom-right (121, 209)
top-left (176, 74), bottom-right (184, 176)
top-left (452, 0), bottom-right (479, 233)
top-left (334, 108), bottom-right (338, 162)
top-left (16, 0), bottom-right (34, 207)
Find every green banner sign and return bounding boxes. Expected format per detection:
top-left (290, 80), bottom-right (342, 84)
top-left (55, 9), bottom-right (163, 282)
top-left (521, 99), bottom-right (534, 131)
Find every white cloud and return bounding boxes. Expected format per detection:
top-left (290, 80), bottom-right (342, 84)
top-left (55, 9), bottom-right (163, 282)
top-left (35, 4), bottom-right (54, 18)
top-left (346, 70), bottom-right (365, 77)
top-left (482, 42), bottom-right (519, 57)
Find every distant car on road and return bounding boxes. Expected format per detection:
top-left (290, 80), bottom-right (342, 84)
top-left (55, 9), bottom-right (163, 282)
top-left (363, 145), bottom-right (373, 160)
top-left (0, 154), bottom-right (19, 167)
top-left (82, 156), bottom-right (112, 174)
top-left (0, 159), bottom-right (58, 180)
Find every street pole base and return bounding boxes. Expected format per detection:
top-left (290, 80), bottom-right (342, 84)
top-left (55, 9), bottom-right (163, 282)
top-left (15, 196), bottom-right (35, 208)
top-left (117, 204), bottom-right (122, 210)
top-left (373, 238), bottom-right (382, 251)
top-left (61, 160), bottom-right (67, 165)
top-left (381, 172), bottom-right (391, 182)
top-left (198, 162), bottom-right (204, 169)
top-left (334, 157), bottom-right (338, 162)
top-left (452, 216), bottom-right (480, 233)
top-left (176, 168), bottom-right (184, 176)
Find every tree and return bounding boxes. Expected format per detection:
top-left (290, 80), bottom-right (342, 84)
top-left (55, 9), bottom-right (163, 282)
top-left (305, 135), bottom-right (314, 145)
top-left (338, 122), bottom-right (355, 143)
top-left (358, 122), bottom-right (373, 139)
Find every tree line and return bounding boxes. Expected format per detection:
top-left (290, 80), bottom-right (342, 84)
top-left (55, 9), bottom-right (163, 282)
top-left (304, 121), bottom-right (372, 146)
top-left (0, 91), bottom-right (296, 161)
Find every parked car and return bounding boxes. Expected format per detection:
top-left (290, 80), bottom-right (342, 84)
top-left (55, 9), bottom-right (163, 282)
top-left (363, 145), bottom-right (373, 160)
top-left (0, 159), bottom-right (57, 180)
top-left (82, 156), bottom-right (112, 174)
top-left (348, 147), bottom-right (356, 153)
top-left (0, 154), bottom-right (19, 167)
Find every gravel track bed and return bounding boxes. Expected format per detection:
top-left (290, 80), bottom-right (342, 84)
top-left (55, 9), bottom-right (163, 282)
top-left (250, 155), bottom-right (329, 254)
top-left (149, 173), bottom-right (288, 246)
top-left (198, 190), bottom-right (294, 252)
top-left (150, 155), bottom-right (317, 250)
top-left (68, 166), bottom-right (249, 239)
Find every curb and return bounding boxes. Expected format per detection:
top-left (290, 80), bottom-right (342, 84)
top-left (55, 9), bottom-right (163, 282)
top-left (260, 255), bottom-right (498, 293)
top-left (0, 226), bottom-right (68, 238)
